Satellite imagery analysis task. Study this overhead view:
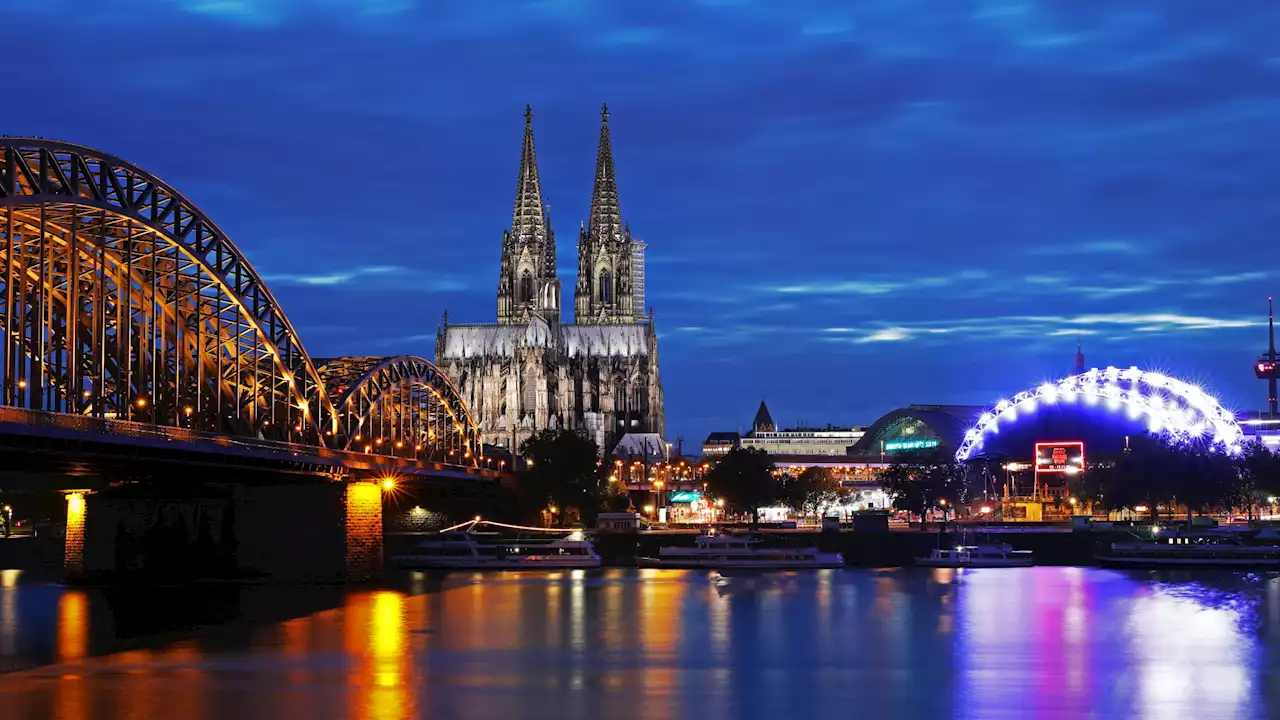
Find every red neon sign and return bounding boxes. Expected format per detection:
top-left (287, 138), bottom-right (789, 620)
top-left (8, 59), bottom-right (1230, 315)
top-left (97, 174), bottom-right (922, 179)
top-left (1035, 441), bottom-right (1085, 474)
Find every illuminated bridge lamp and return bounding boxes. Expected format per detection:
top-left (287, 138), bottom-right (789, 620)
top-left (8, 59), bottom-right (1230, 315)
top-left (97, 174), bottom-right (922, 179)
top-left (381, 478), bottom-right (396, 492)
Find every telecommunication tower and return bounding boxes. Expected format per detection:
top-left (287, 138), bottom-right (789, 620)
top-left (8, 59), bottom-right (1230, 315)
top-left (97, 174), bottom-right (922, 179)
top-left (1255, 297), bottom-right (1280, 416)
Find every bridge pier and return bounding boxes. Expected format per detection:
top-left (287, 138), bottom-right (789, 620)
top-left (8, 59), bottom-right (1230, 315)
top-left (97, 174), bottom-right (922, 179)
top-left (62, 491), bottom-right (87, 577)
top-left (66, 480), bottom-right (384, 584)
top-left (344, 481), bottom-right (384, 583)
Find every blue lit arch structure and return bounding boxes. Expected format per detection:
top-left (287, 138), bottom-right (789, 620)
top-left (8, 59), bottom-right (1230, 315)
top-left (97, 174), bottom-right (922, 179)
top-left (954, 366), bottom-right (1244, 462)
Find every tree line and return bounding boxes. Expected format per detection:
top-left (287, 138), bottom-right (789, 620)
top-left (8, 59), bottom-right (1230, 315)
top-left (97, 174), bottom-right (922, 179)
top-left (510, 431), bottom-right (853, 526)
top-left (511, 428), bottom-right (1280, 527)
top-left (1067, 434), bottom-right (1280, 522)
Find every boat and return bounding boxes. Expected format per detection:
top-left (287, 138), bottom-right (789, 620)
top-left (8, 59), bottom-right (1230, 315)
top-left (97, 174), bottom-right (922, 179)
top-left (635, 531), bottom-right (844, 569)
top-left (915, 543), bottom-right (1034, 568)
top-left (392, 520), bottom-right (601, 570)
top-left (1096, 527), bottom-right (1280, 568)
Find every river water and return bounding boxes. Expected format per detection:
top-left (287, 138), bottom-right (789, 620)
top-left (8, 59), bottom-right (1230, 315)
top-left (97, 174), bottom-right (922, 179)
top-left (1, 567), bottom-right (1279, 719)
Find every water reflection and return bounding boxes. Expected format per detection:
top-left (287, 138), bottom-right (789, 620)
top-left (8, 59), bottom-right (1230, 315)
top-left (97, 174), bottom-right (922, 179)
top-left (56, 591), bottom-right (87, 663)
top-left (347, 590), bottom-right (412, 720)
top-left (0, 568), bottom-right (1278, 718)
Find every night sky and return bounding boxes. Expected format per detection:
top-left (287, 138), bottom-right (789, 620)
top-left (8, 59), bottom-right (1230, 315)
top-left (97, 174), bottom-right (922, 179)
top-left (9, 2), bottom-right (1280, 446)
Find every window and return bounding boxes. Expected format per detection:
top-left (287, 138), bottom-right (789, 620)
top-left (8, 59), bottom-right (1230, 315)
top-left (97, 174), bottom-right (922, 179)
top-left (599, 270), bottom-right (613, 304)
top-left (519, 271), bottom-right (533, 303)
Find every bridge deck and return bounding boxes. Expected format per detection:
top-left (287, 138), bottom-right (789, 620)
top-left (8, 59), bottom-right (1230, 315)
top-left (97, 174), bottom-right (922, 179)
top-left (0, 407), bottom-right (497, 482)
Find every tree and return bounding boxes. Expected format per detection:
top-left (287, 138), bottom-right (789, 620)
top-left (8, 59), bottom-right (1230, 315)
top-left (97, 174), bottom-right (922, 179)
top-left (517, 428), bottom-right (605, 526)
top-left (1066, 464), bottom-right (1107, 511)
top-left (1093, 433), bottom-right (1237, 521)
top-left (779, 466), bottom-right (845, 520)
top-left (703, 447), bottom-right (778, 525)
top-left (1235, 442), bottom-right (1280, 520)
top-left (879, 450), bottom-right (969, 529)
top-left (1171, 437), bottom-right (1236, 519)
top-left (1099, 433), bottom-right (1177, 521)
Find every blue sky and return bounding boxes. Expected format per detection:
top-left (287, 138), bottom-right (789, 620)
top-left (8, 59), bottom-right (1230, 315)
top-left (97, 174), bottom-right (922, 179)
top-left (10, 1), bottom-right (1280, 445)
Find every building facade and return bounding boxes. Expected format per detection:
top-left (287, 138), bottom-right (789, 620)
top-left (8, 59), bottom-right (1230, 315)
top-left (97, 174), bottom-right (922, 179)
top-left (701, 401), bottom-right (866, 457)
top-left (435, 106), bottom-right (664, 454)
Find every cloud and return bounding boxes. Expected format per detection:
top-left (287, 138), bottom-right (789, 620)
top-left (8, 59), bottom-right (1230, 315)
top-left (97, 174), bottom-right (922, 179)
top-left (675, 311), bottom-right (1264, 349)
top-left (758, 267), bottom-right (1269, 303)
top-left (261, 265), bottom-right (468, 291)
top-left (765, 270), bottom-right (987, 296)
top-left (857, 327), bottom-right (912, 343)
top-left (1024, 239), bottom-right (1144, 256)
top-left (1201, 271), bottom-right (1268, 285)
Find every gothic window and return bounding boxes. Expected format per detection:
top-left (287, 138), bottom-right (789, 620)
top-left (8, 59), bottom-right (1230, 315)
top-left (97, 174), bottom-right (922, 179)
top-left (599, 270), bottom-right (613, 304)
top-left (519, 271), bottom-right (533, 303)
top-left (523, 379), bottom-right (536, 413)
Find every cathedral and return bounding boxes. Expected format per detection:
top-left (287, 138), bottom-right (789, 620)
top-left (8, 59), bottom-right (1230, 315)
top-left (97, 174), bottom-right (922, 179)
top-left (434, 105), bottom-right (665, 454)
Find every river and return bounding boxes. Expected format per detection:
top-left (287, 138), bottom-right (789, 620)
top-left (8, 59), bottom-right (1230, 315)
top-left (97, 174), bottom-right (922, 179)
top-left (1, 567), bottom-right (1279, 719)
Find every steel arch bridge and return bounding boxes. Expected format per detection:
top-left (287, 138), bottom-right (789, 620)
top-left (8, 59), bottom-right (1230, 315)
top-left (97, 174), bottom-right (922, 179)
top-left (317, 356), bottom-right (481, 462)
top-left (0, 138), bottom-right (481, 468)
top-left (954, 366), bottom-right (1244, 462)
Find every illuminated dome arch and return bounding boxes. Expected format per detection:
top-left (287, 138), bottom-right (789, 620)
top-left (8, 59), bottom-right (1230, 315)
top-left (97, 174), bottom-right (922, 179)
top-left (954, 366), bottom-right (1244, 462)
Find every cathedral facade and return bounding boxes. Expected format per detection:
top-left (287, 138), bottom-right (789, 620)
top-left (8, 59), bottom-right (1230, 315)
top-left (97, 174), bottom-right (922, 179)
top-left (435, 106), bottom-right (665, 454)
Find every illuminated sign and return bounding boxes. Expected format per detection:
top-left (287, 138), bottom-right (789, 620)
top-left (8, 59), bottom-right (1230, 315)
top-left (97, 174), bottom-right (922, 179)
top-left (1258, 361), bottom-right (1280, 379)
top-left (1035, 441), bottom-right (1085, 474)
top-left (884, 438), bottom-right (940, 453)
top-left (668, 491), bottom-right (702, 503)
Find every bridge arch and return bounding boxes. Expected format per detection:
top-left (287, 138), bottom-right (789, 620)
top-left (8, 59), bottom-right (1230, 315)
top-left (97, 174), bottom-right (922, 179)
top-left (317, 356), bottom-right (482, 464)
top-left (0, 138), bottom-right (338, 443)
top-left (954, 366), bottom-right (1244, 462)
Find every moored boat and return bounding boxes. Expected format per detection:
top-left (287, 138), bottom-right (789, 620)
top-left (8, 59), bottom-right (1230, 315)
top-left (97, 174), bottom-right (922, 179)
top-left (392, 520), bottom-right (601, 570)
top-left (635, 531), bottom-right (844, 569)
top-left (915, 543), bottom-right (1034, 568)
top-left (1096, 527), bottom-right (1280, 568)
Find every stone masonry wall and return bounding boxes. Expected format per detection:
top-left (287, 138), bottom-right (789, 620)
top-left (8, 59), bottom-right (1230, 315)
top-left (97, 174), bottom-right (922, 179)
top-left (344, 482), bottom-right (383, 583)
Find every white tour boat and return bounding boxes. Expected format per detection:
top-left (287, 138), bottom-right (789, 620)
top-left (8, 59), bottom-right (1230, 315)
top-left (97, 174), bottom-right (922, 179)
top-left (393, 520), bottom-right (601, 570)
top-left (916, 543), bottom-right (1034, 568)
top-left (1096, 527), bottom-right (1280, 568)
top-left (635, 531), bottom-right (844, 570)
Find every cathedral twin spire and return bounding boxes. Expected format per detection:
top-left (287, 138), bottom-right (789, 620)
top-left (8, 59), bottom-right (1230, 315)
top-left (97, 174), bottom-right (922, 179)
top-left (497, 106), bottom-right (557, 325)
top-left (497, 104), bottom-right (638, 327)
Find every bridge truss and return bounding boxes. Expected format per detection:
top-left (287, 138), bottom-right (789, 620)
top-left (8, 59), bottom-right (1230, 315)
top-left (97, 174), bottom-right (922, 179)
top-left (318, 356), bottom-right (481, 462)
top-left (0, 139), bottom-right (481, 467)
